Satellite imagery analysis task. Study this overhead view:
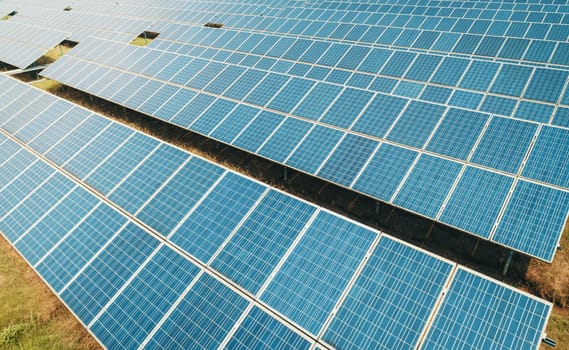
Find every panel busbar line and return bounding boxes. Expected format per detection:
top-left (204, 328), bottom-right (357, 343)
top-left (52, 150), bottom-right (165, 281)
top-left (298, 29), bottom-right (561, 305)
top-left (0, 75), bottom-right (552, 350)
top-left (41, 38), bottom-right (569, 262)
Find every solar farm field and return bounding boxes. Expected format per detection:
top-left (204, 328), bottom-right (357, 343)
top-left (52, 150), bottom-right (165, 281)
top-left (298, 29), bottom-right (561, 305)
top-left (0, 0), bottom-right (568, 349)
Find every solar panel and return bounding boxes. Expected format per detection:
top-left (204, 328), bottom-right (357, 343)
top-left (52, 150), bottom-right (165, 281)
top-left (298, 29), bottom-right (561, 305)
top-left (420, 268), bottom-right (551, 350)
top-left (0, 21), bottom-right (69, 68)
top-left (40, 37), bottom-right (569, 261)
top-left (0, 77), bottom-right (553, 349)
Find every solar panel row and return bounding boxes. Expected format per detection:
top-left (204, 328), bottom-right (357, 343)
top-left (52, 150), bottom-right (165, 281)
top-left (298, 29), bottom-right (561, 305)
top-left (8, 6), bottom-right (153, 44)
top-left (0, 75), bottom-right (552, 350)
top-left (41, 38), bottom-right (569, 262)
top-left (0, 21), bottom-right (69, 68)
top-left (64, 0), bottom-right (569, 70)
top-left (148, 25), bottom-right (569, 114)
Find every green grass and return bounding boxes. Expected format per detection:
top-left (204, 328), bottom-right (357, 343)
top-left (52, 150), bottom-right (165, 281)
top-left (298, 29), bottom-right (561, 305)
top-left (0, 236), bottom-right (100, 350)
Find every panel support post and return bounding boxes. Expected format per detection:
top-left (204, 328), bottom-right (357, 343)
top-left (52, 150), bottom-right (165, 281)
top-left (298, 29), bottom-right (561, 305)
top-left (144, 31), bottom-right (148, 45)
top-left (424, 221), bottom-right (436, 242)
top-left (502, 251), bottom-right (514, 276)
top-left (375, 201), bottom-right (380, 215)
top-left (471, 238), bottom-right (480, 257)
top-left (283, 166), bottom-right (288, 181)
top-left (58, 44), bottom-right (63, 57)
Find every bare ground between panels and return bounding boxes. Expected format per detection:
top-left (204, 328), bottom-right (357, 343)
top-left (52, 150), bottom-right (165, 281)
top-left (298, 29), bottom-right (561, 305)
top-left (9, 76), bottom-right (569, 348)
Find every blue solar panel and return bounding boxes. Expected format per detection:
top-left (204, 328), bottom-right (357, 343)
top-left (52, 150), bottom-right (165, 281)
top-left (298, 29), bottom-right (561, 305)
top-left (139, 84), bottom-right (181, 116)
top-left (353, 143), bottom-right (418, 201)
top-left (514, 101), bottom-right (554, 123)
top-left (36, 203), bottom-right (127, 292)
top-left (523, 126), bottom-right (569, 188)
top-left (60, 223), bottom-right (160, 325)
top-left (211, 190), bottom-right (316, 294)
top-left (258, 118), bottom-right (313, 163)
top-left (232, 111), bottom-right (285, 153)
top-left (553, 108), bottom-right (569, 128)
top-left (204, 65), bottom-right (246, 95)
top-left (471, 117), bottom-right (538, 174)
top-left (351, 93), bottom-right (407, 139)
top-left (191, 99), bottom-right (237, 135)
top-left (187, 62), bottom-right (226, 90)
top-left (459, 61), bottom-right (500, 91)
top-left (440, 167), bottom-right (514, 239)
top-left (431, 57), bottom-right (469, 86)
top-left (262, 211), bottom-right (377, 335)
top-left (170, 172), bottom-right (265, 262)
top-left (317, 134), bottom-right (378, 187)
top-left (63, 123), bottom-right (133, 180)
top-left (381, 51), bottom-right (415, 77)
top-left (426, 109), bottom-right (489, 160)
top-left (524, 68), bottom-right (569, 103)
top-left (285, 125), bottom-right (344, 174)
top-left (267, 77), bottom-right (314, 113)
top-left (387, 101), bottom-right (447, 148)
top-left (420, 85), bottom-right (452, 104)
top-left (493, 181), bottom-right (569, 262)
top-left (320, 88), bottom-right (374, 129)
top-left (0, 16), bottom-right (561, 349)
top-left (224, 69), bottom-right (267, 100)
top-left (245, 73), bottom-right (290, 107)
top-left (394, 155), bottom-right (463, 219)
top-left (16, 187), bottom-right (99, 266)
top-left (1, 172), bottom-right (75, 243)
top-left (27, 107), bottom-right (92, 154)
top-left (490, 64), bottom-right (533, 97)
top-left (145, 274), bottom-right (249, 349)
top-left (0, 149), bottom-right (39, 196)
top-left (2, 94), bottom-right (55, 134)
top-left (405, 54), bottom-right (442, 81)
top-left (323, 236), bottom-right (453, 350)
top-left (91, 245), bottom-right (200, 349)
top-left (154, 88), bottom-right (196, 121)
top-left (226, 306), bottom-right (311, 350)
top-left (109, 144), bottom-right (189, 214)
top-left (293, 82), bottom-right (343, 121)
top-left (210, 104), bottom-right (261, 143)
top-left (84, 133), bottom-right (160, 195)
top-left (170, 93), bottom-right (216, 127)
top-left (480, 95), bottom-right (517, 116)
top-left (420, 268), bottom-right (550, 350)
top-left (136, 157), bottom-right (225, 236)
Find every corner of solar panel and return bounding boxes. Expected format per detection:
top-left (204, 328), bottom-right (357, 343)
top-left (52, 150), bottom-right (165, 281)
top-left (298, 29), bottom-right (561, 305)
top-left (0, 0), bottom-right (568, 349)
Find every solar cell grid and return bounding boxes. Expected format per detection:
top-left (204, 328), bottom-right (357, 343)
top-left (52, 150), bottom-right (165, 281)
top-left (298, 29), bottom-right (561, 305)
top-left (323, 236), bottom-right (454, 350)
top-left (211, 190), bottom-right (316, 294)
top-left (261, 210), bottom-right (377, 335)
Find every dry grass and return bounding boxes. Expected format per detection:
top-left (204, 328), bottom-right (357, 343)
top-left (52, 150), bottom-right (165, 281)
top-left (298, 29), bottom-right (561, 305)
top-left (31, 79), bottom-right (62, 92)
top-left (0, 236), bottom-right (101, 350)
top-left (541, 308), bottom-right (569, 350)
